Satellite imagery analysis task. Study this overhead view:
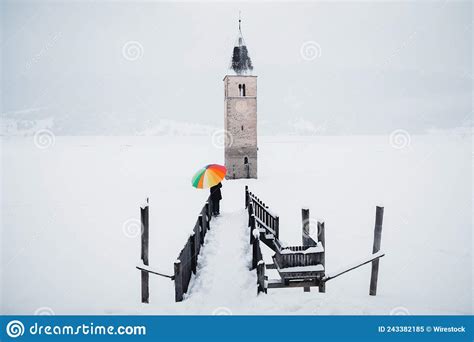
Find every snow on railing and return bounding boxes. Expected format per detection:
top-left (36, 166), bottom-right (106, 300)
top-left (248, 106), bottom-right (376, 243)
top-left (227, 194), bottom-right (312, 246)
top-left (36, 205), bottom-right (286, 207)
top-left (173, 196), bottom-right (214, 302)
top-left (247, 201), bottom-right (266, 295)
top-left (323, 251), bottom-right (385, 282)
top-left (245, 186), bottom-right (280, 242)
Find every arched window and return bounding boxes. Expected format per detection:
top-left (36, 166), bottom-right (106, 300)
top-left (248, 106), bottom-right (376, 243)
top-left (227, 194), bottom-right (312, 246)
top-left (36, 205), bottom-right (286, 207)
top-left (238, 84), bottom-right (242, 96)
top-left (244, 156), bottom-right (249, 164)
top-left (241, 125), bottom-right (244, 131)
top-left (242, 84), bottom-right (246, 96)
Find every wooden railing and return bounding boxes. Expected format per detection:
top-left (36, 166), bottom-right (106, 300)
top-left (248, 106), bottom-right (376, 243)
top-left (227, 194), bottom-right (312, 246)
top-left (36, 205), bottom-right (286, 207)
top-left (244, 186), bottom-right (386, 295)
top-left (247, 201), bottom-right (266, 294)
top-left (173, 197), bottom-right (214, 302)
top-left (275, 213), bottom-right (325, 273)
top-left (245, 186), bottom-right (326, 293)
top-left (245, 186), bottom-right (279, 246)
top-left (274, 245), bottom-right (324, 269)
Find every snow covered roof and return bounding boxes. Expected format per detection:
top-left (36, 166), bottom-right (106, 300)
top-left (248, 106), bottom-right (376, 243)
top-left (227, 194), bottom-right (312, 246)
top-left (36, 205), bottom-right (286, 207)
top-left (229, 17), bottom-right (253, 75)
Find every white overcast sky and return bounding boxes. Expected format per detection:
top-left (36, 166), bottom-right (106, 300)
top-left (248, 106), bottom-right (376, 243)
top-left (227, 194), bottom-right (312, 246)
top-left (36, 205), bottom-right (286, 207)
top-left (1, 0), bottom-right (472, 134)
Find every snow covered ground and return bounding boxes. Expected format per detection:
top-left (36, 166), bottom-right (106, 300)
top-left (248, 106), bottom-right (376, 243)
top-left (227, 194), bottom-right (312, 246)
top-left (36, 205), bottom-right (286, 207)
top-left (1, 134), bottom-right (472, 315)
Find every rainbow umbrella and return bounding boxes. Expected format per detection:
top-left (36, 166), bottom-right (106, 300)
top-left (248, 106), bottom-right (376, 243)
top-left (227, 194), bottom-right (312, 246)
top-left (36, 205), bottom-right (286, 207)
top-left (192, 164), bottom-right (227, 189)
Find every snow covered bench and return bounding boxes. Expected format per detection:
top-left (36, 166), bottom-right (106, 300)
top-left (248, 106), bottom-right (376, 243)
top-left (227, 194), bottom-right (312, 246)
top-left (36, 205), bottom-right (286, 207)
top-left (273, 244), bottom-right (325, 281)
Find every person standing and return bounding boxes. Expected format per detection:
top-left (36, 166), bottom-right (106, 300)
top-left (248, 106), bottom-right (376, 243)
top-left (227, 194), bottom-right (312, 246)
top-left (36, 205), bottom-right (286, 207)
top-left (210, 182), bottom-right (222, 216)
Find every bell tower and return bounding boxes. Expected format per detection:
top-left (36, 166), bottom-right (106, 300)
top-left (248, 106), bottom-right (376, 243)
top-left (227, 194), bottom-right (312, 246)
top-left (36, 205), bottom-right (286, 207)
top-left (224, 16), bottom-right (258, 179)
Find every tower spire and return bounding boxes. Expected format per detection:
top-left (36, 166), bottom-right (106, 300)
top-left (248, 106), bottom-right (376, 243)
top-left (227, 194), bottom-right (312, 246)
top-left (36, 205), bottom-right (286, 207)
top-left (239, 11), bottom-right (241, 32)
top-left (230, 12), bottom-right (253, 75)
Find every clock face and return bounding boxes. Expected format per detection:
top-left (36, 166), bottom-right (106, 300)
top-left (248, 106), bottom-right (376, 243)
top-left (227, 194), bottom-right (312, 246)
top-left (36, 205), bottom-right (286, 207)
top-left (235, 100), bottom-right (248, 113)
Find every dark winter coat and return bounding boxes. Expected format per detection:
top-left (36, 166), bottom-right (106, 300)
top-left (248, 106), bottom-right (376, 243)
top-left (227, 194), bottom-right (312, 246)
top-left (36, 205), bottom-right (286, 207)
top-left (210, 183), bottom-right (222, 201)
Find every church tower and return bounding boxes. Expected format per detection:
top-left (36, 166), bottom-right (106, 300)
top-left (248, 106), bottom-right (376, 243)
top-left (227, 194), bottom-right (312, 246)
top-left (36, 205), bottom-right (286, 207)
top-left (224, 17), bottom-right (257, 179)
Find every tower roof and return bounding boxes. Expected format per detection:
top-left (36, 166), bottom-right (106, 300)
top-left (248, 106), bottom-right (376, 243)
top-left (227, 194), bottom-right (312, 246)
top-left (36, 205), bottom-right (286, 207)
top-left (230, 15), bottom-right (253, 75)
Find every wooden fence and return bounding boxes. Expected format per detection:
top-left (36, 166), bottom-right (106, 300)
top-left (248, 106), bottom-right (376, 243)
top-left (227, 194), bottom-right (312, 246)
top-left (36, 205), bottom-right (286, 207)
top-left (174, 197), bottom-right (214, 302)
top-left (137, 187), bottom-right (384, 303)
top-left (244, 186), bottom-right (385, 295)
top-left (245, 186), bottom-right (279, 248)
top-left (245, 186), bottom-right (326, 292)
top-left (247, 201), bottom-right (266, 294)
top-left (274, 245), bottom-right (323, 269)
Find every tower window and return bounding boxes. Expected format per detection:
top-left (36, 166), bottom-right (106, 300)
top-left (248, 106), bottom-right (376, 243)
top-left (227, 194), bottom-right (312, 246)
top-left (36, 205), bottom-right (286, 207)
top-left (244, 156), bottom-right (249, 164)
top-left (238, 84), bottom-right (246, 96)
top-left (241, 125), bottom-right (244, 131)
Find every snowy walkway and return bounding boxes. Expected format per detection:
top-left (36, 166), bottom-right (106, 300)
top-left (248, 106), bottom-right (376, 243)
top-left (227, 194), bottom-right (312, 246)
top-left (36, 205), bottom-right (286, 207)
top-left (183, 207), bottom-right (257, 314)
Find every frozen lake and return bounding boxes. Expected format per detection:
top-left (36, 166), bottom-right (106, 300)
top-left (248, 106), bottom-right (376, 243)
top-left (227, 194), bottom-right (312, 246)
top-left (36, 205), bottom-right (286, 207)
top-left (1, 134), bottom-right (471, 315)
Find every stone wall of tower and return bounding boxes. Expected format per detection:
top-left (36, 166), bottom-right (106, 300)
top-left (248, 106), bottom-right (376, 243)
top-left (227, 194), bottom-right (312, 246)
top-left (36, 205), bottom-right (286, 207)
top-left (224, 75), bottom-right (258, 179)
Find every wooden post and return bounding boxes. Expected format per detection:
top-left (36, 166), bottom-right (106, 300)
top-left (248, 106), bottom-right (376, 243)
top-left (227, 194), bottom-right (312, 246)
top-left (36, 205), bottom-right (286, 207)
top-left (318, 221), bottom-right (326, 293)
top-left (370, 206), bottom-right (384, 296)
top-left (248, 202), bottom-right (253, 227)
top-left (190, 233), bottom-right (197, 274)
top-left (252, 235), bottom-right (258, 269)
top-left (206, 201), bottom-right (212, 226)
top-left (257, 261), bottom-right (266, 294)
top-left (140, 200), bottom-right (149, 303)
top-left (261, 202), bottom-right (265, 225)
top-left (274, 216), bottom-right (280, 240)
top-left (302, 208), bottom-right (311, 292)
top-left (302, 208), bottom-right (310, 247)
top-left (245, 185), bottom-right (249, 208)
top-left (250, 214), bottom-right (256, 244)
top-left (174, 260), bottom-right (183, 302)
top-left (198, 215), bottom-right (205, 245)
